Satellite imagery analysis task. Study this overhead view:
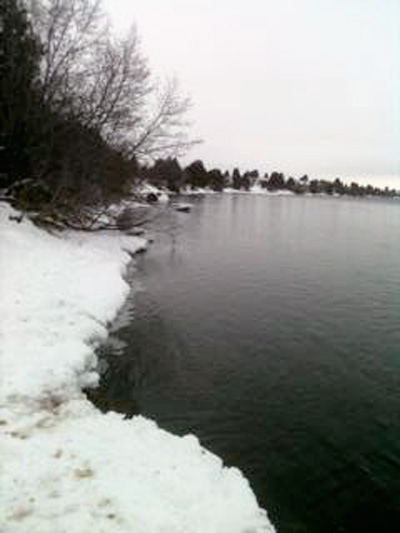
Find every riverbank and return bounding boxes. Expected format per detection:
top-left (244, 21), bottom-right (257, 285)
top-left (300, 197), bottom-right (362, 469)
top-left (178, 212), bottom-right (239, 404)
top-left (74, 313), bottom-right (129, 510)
top-left (0, 202), bottom-right (275, 533)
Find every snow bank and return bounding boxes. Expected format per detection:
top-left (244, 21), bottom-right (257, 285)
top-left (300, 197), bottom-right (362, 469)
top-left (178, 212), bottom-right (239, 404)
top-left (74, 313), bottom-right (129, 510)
top-left (180, 187), bottom-right (218, 195)
top-left (180, 186), bottom-right (294, 196)
top-left (135, 183), bottom-right (169, 203)
top-left (0, 203), bottom-right (275, 533)
top-left (0, 205), bottom-right (145, 407)
top-left (224, 187), bottom-right (294, 196)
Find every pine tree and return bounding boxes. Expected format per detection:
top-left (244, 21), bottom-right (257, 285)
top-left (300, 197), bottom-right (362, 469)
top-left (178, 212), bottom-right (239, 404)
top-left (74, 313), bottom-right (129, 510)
top-left (0, 0), bottom-right (42, 186)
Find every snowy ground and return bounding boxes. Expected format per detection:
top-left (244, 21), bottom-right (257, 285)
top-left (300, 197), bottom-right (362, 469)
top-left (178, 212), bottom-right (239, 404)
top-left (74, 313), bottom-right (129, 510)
top-left (0, 202), bottom-right (275, 533)
top-left (224, 187), bottom-right (294, 196)
top-left (181, 186), bottom-right (295, 196)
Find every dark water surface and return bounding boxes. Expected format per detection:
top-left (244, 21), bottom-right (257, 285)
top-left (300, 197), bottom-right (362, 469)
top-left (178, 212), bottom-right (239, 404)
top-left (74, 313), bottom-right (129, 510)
top-left (91, 194), bottom-right (400, 532)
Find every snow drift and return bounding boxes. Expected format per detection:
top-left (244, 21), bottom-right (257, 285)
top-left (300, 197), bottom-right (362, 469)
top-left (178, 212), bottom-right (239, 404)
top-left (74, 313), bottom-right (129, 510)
top-left (0, 202), bottom-right (275, 533)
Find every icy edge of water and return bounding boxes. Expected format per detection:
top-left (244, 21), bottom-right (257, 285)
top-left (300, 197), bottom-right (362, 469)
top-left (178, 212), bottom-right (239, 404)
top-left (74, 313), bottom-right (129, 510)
top-left (0, 203), bottom-right (275, 533)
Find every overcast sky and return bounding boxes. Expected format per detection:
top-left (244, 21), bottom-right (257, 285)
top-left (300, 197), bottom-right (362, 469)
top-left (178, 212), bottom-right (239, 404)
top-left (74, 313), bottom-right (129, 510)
top-left (104, 0), bottom-right (399, 187)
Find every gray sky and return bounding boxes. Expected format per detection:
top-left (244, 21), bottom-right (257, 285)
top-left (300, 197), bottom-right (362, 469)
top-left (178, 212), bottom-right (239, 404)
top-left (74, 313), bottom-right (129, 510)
top-left (104, 0), bottom-right (400, 188)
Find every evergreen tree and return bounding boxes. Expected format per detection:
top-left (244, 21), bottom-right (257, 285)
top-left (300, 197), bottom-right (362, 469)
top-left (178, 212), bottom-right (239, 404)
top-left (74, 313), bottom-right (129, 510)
top-left (147, 158), bottom-right (183, 192)
top-left (0, 0), bottom-right (42, 186)
top-left (208, 169), bottom-right (225, 191)
top-left (309, 179), bottom-right (320, 194)
top-left (185, 160), bottom-right (208, 189)
top-left (267, 172), bottom-right (285, 190)
top-left (232, 168), bottom-right (241, 190)
top-left (333, 178), bottom-right (345, 195)
top-left (286, 177), bottom-right (296, 191)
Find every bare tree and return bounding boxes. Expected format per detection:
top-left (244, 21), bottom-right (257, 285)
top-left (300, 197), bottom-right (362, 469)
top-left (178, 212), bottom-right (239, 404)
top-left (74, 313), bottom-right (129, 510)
top-left (127, 76), bottom-right (195, 161)
top-left (28, 0), bottom-right (109, 114)
top-left (26, 0), bottom-right (198, 161)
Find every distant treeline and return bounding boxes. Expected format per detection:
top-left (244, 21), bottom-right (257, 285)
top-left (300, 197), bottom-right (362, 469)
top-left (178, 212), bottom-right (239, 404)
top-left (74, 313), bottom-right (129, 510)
top-left (143, 158), bottom-right (398, 198)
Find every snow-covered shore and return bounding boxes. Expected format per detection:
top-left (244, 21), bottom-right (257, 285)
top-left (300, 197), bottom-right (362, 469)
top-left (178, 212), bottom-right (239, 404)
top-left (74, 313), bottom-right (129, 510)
top-left (0, 202), bottom-right (275, 533)
top-left (180, 186), bottom-right (295, 196)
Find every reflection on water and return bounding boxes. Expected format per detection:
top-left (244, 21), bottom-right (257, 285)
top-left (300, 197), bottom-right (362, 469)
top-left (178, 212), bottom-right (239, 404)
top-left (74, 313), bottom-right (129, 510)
top-left (90, 194), bottom-right (400, 532)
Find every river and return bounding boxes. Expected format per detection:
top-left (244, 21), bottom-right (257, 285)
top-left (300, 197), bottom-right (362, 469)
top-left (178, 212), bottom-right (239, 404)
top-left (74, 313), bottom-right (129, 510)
top-left (89, 193), bottom-right (400, 532)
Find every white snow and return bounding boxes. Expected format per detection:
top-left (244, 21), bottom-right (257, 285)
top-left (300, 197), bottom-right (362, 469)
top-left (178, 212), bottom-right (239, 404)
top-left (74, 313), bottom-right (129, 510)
top-left (224, 187), bottom-right (295, 196)
top-left (180, 187), bottom-right (218, 195)
top-left (181, 186), bottom-right (294, 196)
top-left (135, 183), bottom-right (169, 203)
top-left (0, 202), bottom-right (275, 533)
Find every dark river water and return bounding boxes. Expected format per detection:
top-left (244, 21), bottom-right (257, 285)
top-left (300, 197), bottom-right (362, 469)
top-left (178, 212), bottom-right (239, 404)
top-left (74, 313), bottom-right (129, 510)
top-left (90, 194), bottom-right (400, 532)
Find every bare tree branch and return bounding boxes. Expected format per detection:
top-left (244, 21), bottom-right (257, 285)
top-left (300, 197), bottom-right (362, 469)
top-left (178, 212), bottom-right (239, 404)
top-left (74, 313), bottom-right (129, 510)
top-left (25, 0), bottom-right (198, 162)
